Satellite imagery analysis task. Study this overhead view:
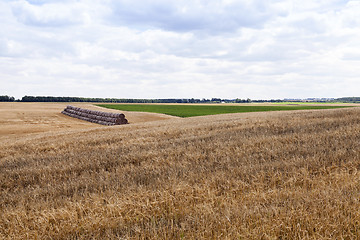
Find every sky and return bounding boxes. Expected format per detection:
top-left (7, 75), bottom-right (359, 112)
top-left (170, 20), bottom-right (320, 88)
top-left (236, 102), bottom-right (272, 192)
top-left (1, 0), bottom-right (360, 100)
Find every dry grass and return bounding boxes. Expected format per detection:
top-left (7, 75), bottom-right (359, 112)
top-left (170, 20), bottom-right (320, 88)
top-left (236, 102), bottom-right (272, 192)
top-left (1, 105), bottom-right (360, 239)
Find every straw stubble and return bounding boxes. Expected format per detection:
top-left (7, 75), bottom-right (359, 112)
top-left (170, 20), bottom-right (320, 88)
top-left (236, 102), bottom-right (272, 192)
top-left (1, 107), bottom-right (360, 239)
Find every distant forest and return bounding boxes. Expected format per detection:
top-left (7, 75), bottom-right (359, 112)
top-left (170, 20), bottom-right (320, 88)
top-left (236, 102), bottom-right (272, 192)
top-left (0, 95), bottom-right (15, 102)
top-left (335, 97), bottom-right (360, 103)
top-left (0, 95), bottom-right (251, 103)
top-left (1, 95), bottom-right (360, 103)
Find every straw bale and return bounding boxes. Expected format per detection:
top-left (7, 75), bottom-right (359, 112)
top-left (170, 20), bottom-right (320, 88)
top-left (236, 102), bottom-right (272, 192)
top-left (62, 106), bottom-right (128, 126)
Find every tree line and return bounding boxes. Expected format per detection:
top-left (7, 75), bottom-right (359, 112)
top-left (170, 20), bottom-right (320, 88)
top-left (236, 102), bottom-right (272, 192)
top-left (1, 95), bottom-right (359, 103)
top-left (335, 97), bottom-right (360, 103)
top-left (19, 96), bottom-right (212, 103)
top-left (0, 95), bottom-right (15, 102)
top-left (0, 95), bottom-right (252, 103)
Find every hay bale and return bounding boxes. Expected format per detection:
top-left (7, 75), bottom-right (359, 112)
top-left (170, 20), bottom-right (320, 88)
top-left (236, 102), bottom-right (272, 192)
top-left (62, 106), bottom-right (128, 126)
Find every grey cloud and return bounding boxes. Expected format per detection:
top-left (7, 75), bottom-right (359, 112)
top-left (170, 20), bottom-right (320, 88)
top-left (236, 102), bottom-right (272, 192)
top-left (0, 39), bottom-right (9, 56)
top-left (109, 0), bottom-right (283, 33)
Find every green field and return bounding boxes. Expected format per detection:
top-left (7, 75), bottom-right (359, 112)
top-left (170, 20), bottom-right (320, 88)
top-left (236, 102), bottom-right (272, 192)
top-left (97, 104), bottom-right (351, 118)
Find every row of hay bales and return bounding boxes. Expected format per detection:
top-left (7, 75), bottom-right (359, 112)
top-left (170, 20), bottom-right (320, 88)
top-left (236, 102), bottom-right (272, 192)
top-left (62, 105), bottom-right (128, 126)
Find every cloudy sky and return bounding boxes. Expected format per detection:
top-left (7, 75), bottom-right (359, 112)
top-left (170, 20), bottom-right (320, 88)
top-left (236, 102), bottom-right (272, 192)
top-left (1, 0), bottom-right (360, 100)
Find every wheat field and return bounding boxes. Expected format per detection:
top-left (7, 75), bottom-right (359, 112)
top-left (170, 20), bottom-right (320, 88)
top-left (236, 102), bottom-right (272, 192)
top-left (1, 103), bottom-right (360, 239)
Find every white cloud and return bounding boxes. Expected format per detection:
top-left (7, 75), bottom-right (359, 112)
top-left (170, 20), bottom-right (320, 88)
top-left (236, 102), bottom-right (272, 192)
top-left (10, 0), bottom-right (108, 27)
top-left (1, 0), bottom-right (360, 100)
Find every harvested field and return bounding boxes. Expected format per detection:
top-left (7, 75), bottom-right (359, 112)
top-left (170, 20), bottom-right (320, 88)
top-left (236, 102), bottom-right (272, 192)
top-left (1, 103), bottom-right (360, 239)
top-left (0, 102), bottom-right (176, 143)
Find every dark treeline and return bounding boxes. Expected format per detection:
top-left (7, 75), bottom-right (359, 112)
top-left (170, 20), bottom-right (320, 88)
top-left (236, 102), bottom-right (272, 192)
top-left (2, 95), bottom-right (360, 103)
top-left (336, 97), bottom-right (360, 103)
top-left (252, 99), bottom-right (283, 103)
top-left (19, 96), bottom-right (252, 103)
top-left (0, 95), bottom-right (15, 102)
top-left (20, 96), bottom-right (207, 103)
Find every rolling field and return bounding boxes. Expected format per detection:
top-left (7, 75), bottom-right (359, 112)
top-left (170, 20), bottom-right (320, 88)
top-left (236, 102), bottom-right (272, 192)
top-left (1, 103), bottom-right (360, 239)
top-left (0, 102), bottom-right (177, 143)
top-left (98, 103), bottom-right (351, 117)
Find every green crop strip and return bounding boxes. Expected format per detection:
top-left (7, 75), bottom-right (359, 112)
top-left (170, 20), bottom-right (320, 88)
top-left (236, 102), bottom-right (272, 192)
top-left (97, 104), bottom-right (352, 118)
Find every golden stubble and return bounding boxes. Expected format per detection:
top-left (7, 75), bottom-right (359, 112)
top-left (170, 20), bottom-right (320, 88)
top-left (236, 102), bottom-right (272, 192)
top-left (1, 106), bottom-right (360, 239)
